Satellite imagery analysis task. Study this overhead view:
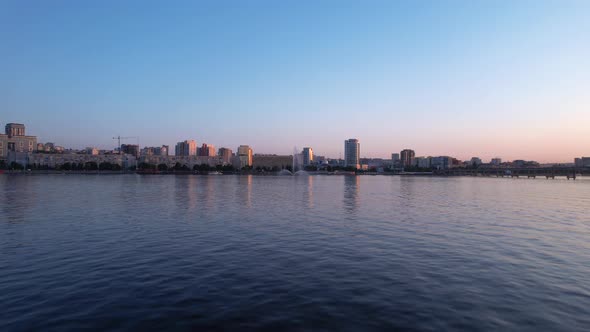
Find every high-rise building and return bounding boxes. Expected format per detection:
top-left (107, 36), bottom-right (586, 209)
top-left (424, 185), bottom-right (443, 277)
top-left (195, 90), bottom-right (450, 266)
top-left (142, 145), bottom-right (169, 156)
top-left (302, 147), bottom-right (314, 166)
top-left (415, 156), bottom-right (431, 168)
top-left (141, 147), bottom-right (154, 156)
top-left (175, 140), bottom-right (197, 156)
top-left (44, 142), bottom-right (55, 151)
top-left (159, 145), bottom-right (169, 156)
top-left (400, 149), bottom-right (415, 167)
top-left (121, 144), bottom-right (139, 157)
top-left (0, 123), bottom-right (37, 159)
top-left (154, 145), bottom-right (168, 156)
top-left (575, 157), bottom-right (590, 167)
top-left (391, 153), bottom-right (400, 167)
top-left (491, 158), bottom-right (502, 166)
top-left (344, 139), bottom-right (360, 169)
top-left (86, 147), bottom-right (99, 155)
top-left (198, 143), bottom-right (216, 156)
top-left (218, 147), bottom-right (233, 164)
top-left (431, 156), bottom-right (452, 169)
top-left (315, 155), bottom-right (327, 165)
top-left (236, 145), bottom-right (253, 169)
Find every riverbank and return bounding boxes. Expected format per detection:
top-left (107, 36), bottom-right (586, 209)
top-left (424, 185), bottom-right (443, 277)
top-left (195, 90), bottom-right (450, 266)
top-left (1, 169), bottom-right (587, 179)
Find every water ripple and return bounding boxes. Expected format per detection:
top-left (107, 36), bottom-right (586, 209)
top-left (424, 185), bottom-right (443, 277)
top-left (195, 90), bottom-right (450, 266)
top-left (1, 175), bottom-right (589, 331)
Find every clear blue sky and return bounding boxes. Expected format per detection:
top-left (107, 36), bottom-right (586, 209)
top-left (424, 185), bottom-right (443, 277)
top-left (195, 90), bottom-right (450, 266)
top-left (1, 0), bottom-right (589, 162)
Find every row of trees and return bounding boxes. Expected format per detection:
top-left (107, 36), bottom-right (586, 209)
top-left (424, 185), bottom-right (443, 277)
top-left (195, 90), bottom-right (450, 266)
top-left (0, 161), bottom-right (127, 171)
top-left (137, 162), bottom-right (238, 173)
top-left (0, 161), bottom-right (25, 170)
top-left (135, 163), bottom-right (364, 173)
top-left (35, 161), bottom-right (125, 171)
top-left (2, 161), bottom-right (365, 173)
top-left (1, 160), bottom-right (242, 172)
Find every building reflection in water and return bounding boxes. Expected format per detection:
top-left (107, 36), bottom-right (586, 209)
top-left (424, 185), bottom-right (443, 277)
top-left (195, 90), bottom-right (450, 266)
top-left (174, 175), bottom-right (198, 214)
top-left (236, 175), bottom-right (253, 209)
top-left (197, 176), bottom-right (215, 211)
top-left (398, 176), bottom-right (417, 220)
top-left (299, 175), bottom-right (314, 209)
top-left (307, 175), bottom-right (314, 208)
top-left (1, 176), bottom-right (35, 223)
top-left (343, 175), bottom-right (360, 214)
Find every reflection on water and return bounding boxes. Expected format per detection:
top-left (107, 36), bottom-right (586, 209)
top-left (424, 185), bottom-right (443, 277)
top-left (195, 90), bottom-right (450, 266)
top-left (197, 176), bottom-right (215, 210)
top-left (236, 175), bottom-right (252, 208)
top-left (0, 176), bottom-right (36, 223)
top-left (174, 176), bottom-right (198, 213)
top-left (343, 175), bottom-right (359, 214)
top-left (1, 174), bottom-right (590, 331)
top-left (299, 175), bottom-right (314, 209)
top-left (307, 175), bottom-right (314, 208)
top-left (398, 176), bottom-right (418, 221)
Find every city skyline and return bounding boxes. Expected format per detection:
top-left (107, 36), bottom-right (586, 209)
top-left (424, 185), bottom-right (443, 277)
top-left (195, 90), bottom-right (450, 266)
top-left (2, 1), bottom-right (589, 162)
top-left (1, 119), bottom-right (587, 164)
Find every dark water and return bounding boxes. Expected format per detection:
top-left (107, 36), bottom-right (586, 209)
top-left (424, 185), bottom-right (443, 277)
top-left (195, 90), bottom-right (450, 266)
top-left (1, 174), bottom-right (589, 331)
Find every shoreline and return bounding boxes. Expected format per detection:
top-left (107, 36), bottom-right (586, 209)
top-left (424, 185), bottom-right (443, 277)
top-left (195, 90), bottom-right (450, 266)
top-left (0, 169), bottom-right (586, 179)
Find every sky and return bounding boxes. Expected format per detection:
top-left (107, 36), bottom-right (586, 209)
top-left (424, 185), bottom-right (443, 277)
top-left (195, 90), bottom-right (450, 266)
top-left (1, 0), bottom-right (589, 162)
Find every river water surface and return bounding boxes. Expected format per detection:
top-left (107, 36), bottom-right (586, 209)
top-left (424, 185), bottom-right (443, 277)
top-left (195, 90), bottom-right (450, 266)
top-left (1, 174), bottom-right (589, 331)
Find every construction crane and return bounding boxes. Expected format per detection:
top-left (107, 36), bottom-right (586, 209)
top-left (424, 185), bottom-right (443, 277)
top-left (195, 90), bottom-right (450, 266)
top-left (112, 136), bottom-right (139, 154)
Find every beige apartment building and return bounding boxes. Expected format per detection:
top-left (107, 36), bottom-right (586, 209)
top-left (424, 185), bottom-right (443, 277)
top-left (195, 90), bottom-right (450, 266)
top-left (0, 123), bottom-right (37, 160)
top-left (252, 154), bottom-right (293, 170)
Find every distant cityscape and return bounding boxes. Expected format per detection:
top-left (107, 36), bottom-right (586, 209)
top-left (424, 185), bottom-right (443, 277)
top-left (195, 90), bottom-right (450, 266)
top-left (1, 122), bottom-right (589, 172)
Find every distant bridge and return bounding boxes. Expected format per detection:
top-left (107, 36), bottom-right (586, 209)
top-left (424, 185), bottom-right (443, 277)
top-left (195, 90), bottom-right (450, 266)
top-left (433, 167), bottom-right (590, 180)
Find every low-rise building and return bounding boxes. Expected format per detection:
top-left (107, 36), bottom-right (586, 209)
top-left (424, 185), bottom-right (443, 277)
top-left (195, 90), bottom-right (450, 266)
top-left (327, 158), bottom-right (345, 166)
top-left (314, 155), bottom-right (327, 165)
top-left (252, 154), bottom-right (293, 170)
top-left (140, 155), bottom-right (225, 168)
top-left (86, 147), bottom-right (99, 155)
top-left (141, 145), bottom-right (169, 157)
top-left (491, 158), bottom-right (502, 166)
top-left (512, 160), bottom-right (540, 167)
top-left (391, 153), bottom-right (401, 168)
top-left (431, 156), bottom-right (453, 169)
top-left (470, 157), bottom-right (482, 167)
top-left (0, 123), bottom-right (37, 160)
top-left (575, 157), bottom-right (590, 167)
top-left (121, 144), bottom-right (139, 158)
top-left (360, 158), bottom-right (389, 170)
top-left (414, 156), bottom-right (431, 168)
top-left (44, 142), bottom-right (55, 151)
